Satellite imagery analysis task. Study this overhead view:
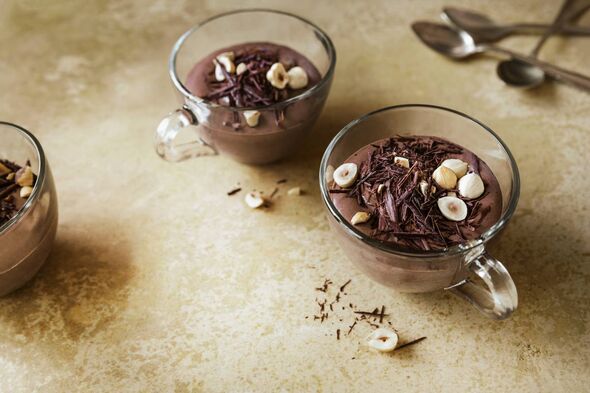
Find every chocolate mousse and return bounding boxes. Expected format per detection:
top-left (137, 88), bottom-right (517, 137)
top-left (185, 42), bottom-right (322, 131)
top-left (329, 136), bottom-right (502, 251)
top-left (0, 159), bottom-right (36, 227)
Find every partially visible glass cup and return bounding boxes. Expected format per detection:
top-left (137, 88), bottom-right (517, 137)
top-left (155, 9), bottom-right (336, 165)
top-left (0, 122), bottom-right (58, 296)
top-left (319, 105), bottom-right (520, 319)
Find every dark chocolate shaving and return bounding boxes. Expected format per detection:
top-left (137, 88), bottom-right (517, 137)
top-left (330, 136), bottom-right (488, 251)
top-left (205, 49), bottom-right (290, 120)
top-left (0, 159), bottom-right (35, 227)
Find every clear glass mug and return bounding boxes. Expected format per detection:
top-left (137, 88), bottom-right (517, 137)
top-left (155, 9), bottom-right (336, 165)
top-left (0, 122), bottom-right (58, 296)
top-left (319, 105), bottom-right (520, 319)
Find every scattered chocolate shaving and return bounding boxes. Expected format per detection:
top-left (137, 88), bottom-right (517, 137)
top-left (269, 187), bottom-right (279, 199)
top-left (315, 279), bottom-right (333, 293)
top-left (277, 179), bottom-right (287, 184)
top-left (336, 329), bottom-right (340, 340)
top-left (395, 336), bottom-right (427, 351)
top-left (227, 187), bottom-right (242, 196)
top-left (340, 279), bottom-right (352, 292)
top-left (379, 306), bottom-right (385, 323)
top-left (347, 321), bottom-right (357, 335)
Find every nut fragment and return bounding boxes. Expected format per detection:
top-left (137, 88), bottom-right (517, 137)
top-left (437, 196), bottom-right (468, 221)
top-left (351, 211), bottom-right (370, 225)
top-left (6, 173), bottom-right (14, 181)
top-left (419, 180), bottom-right (429, 197)
top-left (266, 62), bottom-right (289, 89)
top-left (0, 163), bottom-right (10, 176)
top-left (287, 187), bottom-right (301, 196)
top-left (15, 166), bottom-right (34, 187)
top-left (367, 328), bottom-right (399, 353)
top-left (377, 184), bottom-right (385, 194)
top-left (236, 62), bottom-right (247, 75)
top-left (244, 192), bottom-right (265, 209)
top-left (243, 110), bottom-right (261, 127)
top-left (287, 66), bottom-right (308, 89)
top-left (458, 173), bottom-right (485, 199)
top-left (394, 156), bottom-right (410, 169)
top-left (432, 165), bottom-right (457, 190)
top-left (441, 158), bottom-right (468, 178)
top-left (333, 163), bottom-right (358, 188)
top-left (217, 51), bottom-right (235, 61)
top-left (20, 186), bottom-right (33, 198)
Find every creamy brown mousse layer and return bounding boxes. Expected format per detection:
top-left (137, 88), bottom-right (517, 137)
top-left (329, 136), bottom-right (502, 251)
top-left (0, 159), bottom-right (36, 227)
top-left (185, 42), bottom-right (321, 133)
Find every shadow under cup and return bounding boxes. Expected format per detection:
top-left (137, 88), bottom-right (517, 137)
top-left (156, 9), bottom-right (336, 164)
top-left (319, 105), bottom-right (520, 319)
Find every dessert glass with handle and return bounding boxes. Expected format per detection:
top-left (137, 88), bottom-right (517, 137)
top-left (155, 9), bottom-right (336, 165)
top-left (319, 105), bottom-right (520, 319)
top-left (0, 122), bottom-right (58, 296)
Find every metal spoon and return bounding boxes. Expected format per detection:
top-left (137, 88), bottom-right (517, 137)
top-left (497, 0), bottom-right (590, 88)
top-left (442, 6), bottom-right (590, 43)
top-left (411, 22), bottom-right (590, 91)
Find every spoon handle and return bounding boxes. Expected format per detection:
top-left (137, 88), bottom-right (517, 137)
top-left (487, 45), bottom-right (590, 91)
top-left (510, 23), bottom-right (590, 35)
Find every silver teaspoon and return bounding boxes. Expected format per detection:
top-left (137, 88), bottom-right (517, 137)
top-left (442, 6), bottom-right (590, 43)
top-left (497, 0), bottom-right (590, 88)
top-left (411, 21), bottom-right (590, 91)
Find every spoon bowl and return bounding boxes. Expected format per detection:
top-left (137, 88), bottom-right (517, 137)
top-left (496, 60), bottom-right (546, 88)
top-left (411, 21), bottom-right (479, 59)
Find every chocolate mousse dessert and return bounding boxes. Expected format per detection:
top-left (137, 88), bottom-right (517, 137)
top-left (0, 159), bottom-right (36, 227)
top-left (329, 136), bottom-right (502, 251)
top-left (185, 42), bottom-right (322, 130)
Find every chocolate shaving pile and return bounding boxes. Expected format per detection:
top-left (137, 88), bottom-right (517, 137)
top-left (0, 159), bottom-right (34, 227)
top-left (205, 48), bottom-right (290, 127)
top-left (332, 136), bottom-right (489, 251)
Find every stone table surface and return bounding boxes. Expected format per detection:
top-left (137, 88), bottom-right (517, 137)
top-left (0, 0), bottom-right (589, 392)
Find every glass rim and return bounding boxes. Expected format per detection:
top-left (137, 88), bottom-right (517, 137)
top-left (168, 8), bottom-right (337, 112)
top-left (0, 122), bottom-right (46, 235)
top-left (319, 104), bottom-right (521, 258)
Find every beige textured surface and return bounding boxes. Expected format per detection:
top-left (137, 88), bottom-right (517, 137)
top-left (0, 0), bottom-right (589, 392)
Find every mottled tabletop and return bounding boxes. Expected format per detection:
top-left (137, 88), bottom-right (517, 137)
top-left (0, 0), bottom-right (589, 392)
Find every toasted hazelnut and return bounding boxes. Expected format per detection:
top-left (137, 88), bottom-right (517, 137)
top-left (333, 163), bottom-right (358, 188)
top-left (0, 163), bottom-right (10, 176)
top-left (458, 173), bottom-right (485, 199)
top-left (15, 166), bottom-right (34, 187)
top-left (244, 192), bottom-right (265, 209)
top-left (377, 184), bottom-right (385, 194)
top-left (213, 53), bottom-right (236, 81)
top-left (266, 63), bottom-right (289, 89)
top-left (351, 211), bottom-right (371, 225)
top-left (6, 172), bottom-right (15, 181)
top-left (367, 328), bottom-right (399, 353)
top-left (441, 158), bottom-right (468, 178)
top-left (287, 66), bottom-right (308, 89)
top-left (432, 165), bottom-right (457, 190)
top-left (437, 196), bottom-right (468, 221)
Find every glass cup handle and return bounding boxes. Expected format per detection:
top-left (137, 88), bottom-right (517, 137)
top-left (447, 251), bottom-right (518, 320)
top-left (155, 106), bottom-right (217, 162)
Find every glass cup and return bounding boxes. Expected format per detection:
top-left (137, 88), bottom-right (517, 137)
top-left (0, 122), bottom-right (58, 296)
top-left (155, 9), bottom-right (336, 165)
top-left (319, 105), bottom-right (520, 319)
